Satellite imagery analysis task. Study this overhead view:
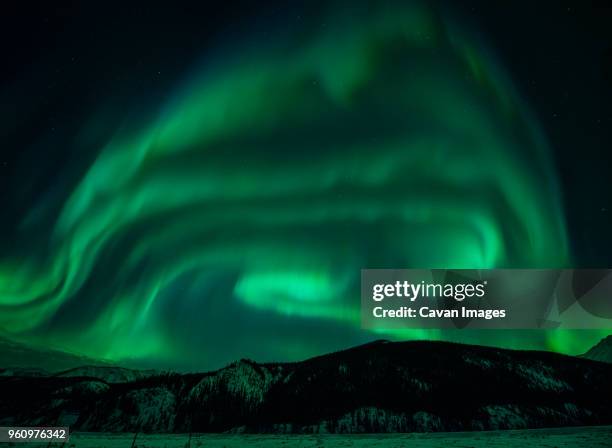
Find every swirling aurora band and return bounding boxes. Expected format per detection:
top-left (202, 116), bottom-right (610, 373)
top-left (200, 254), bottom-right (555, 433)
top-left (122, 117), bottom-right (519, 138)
top-left (0, 2), bottom-right (606, 369)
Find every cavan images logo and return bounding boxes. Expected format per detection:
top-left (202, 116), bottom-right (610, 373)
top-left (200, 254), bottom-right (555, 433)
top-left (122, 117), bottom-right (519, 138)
top-left (361, 269), bottom-right (612, 329)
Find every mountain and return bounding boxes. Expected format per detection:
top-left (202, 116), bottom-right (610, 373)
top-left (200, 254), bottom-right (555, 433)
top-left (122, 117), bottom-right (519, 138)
top-left (0, 367), bottom-right (49, 377)
top-left (581, 335), bottom-right (612, 363)
top-left (1, 340), bottom-right (611, 433)
top-left (0, 336), bottom-right (159, 383)
top-left (54, 366), bottom-right (159, 383)
top-left (0, 336), bottom-right (110, 374)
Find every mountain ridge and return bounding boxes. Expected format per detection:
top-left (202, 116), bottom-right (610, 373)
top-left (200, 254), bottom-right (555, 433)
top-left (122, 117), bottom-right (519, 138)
top-left (0, 336), bottom-right (111, 374)
top-left (581, 335), bottom-right (612, 363)
top-left (1, 339), bottom-right (611, 433)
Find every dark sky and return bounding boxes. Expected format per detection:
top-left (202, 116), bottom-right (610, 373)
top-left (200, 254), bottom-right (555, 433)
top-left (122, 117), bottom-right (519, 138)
top-left (457, 0), bottom-right (612, 267)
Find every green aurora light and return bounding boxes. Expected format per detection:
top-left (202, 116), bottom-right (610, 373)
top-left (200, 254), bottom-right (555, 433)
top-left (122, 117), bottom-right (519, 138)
top-left (0, 2), bottom-right (606, 370)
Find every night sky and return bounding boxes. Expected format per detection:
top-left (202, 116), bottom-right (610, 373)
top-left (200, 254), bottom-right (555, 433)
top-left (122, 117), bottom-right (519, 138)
top-left (1, 1), bottom-right (611, 371)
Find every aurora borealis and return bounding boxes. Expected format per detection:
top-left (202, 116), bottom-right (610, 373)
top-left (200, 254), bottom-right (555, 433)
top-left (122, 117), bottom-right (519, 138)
top-left (1, 1), bottom-right (611, 370)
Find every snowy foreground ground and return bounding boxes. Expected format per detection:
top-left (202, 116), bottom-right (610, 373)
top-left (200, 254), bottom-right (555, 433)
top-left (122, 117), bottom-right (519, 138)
top-left (11, 426), bottom-right (612, 447)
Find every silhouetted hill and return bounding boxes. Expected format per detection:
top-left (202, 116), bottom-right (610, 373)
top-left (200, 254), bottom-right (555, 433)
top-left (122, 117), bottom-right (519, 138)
top-left (1, 340), bottom-right (611, 433)
top-left (0, 336), bottom-right (109, 374)
top-left (54, 366), bottom-right (159, 383)
top-left (581, 335), bottom-right (612, 363)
